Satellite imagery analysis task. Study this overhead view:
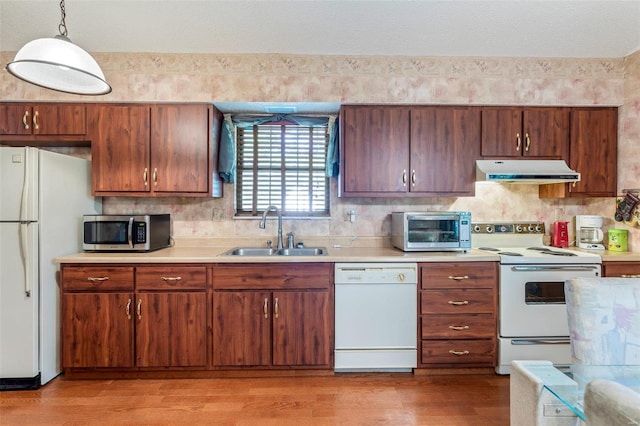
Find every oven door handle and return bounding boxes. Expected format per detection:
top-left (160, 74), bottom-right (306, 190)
top-left (510, 265), bottom-right (600, 272)
top-left (510, 339), bottom-right (571, 345)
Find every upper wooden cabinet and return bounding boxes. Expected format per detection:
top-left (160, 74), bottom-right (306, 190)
top-left (340, 105), bottom-right (480, 197)
top-left (540, 107), bottom-right (618, 198)
top-left (481, 107), bottom-right (570, 159)
top-left (0, 103), bottom-right (88, 145)
top-left (89, 103), bottom-right (222, 197)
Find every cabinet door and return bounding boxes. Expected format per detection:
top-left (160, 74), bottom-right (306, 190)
top-left (568, 108), bottom-right (617, 197)
top-left (603, 262), bottom-right (640, 277)
top-left (272, 291), bottom-right (331, 367)
top-left (213, 291), bottom-right (271, 367)
top-left (522, 108), bottom-right (569, 158)
top-left (0, 104), bottom-right (85, 136)
top-left (89, 104), bottom-right (151, 193)
top-left (61, 293), bottom-right (134, 368)
top-left (411, 107), bottom-right (480, 195)
top-left (136, 292), bottom-right (207, 367)
top-left (341, 106), bottom-right (410, 195)
top-left (481, 108), bottom-right (522, 157)
top-left (151, 105), bottom-right (210, 194)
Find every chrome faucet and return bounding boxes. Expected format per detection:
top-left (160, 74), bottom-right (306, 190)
top-left (259, 205), bottom-right (284, 250)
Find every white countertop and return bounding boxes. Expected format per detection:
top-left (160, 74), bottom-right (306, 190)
top-left (55, 246), bottom-right (500, 264)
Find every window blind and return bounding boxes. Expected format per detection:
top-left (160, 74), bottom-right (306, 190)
top-left (236, 124), bottom-right (330, 216)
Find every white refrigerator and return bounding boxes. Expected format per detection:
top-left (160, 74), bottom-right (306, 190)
top-left (0, 147), bottom-right (101, 389)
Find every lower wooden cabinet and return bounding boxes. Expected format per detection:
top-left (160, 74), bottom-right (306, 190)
top-left (603, 261), bottom-right (640, 277)
top-left (61, 264), bottom-right (207, 370)
top-left (418, 262), bottom-right (498, 368)
top-left (212, 263), bottom-right (333, 369)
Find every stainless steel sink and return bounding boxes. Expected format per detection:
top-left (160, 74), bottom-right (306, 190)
top-left (221, 246), bottom-right (327, 256)
top-left (221, 247), bottom-right (277, 256)
top-left (276, 247), bottom-right (327, 256)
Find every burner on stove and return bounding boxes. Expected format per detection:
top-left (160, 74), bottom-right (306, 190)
top-left (479, 247), bottom-right (500, 251)
top-left (526, 247), bottom-right (577, 256)
top-left (498, 251), bottom-right (523, 256)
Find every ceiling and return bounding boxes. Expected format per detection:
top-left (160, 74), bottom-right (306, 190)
top-left (1, 0), bottom-right (640, 59)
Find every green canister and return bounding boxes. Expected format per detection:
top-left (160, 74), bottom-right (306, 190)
top-left (608, 229), bottom-right (628, 252)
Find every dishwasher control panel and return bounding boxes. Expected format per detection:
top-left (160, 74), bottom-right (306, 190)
top-left (334, 263), bottom-right (418, 284)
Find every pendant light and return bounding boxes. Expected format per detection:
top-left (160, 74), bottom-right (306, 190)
top-left (5, 0), bottom-right (111, 95)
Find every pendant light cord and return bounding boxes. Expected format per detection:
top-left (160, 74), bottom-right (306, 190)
top-left (58, 0), bottom-right (68, 37)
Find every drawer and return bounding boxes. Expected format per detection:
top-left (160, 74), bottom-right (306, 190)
top-left (136, 266), bottom-right (207, 290)
top-left (62, 266), bottom-right (134, 291)
top-left (212, 263), bottom-right (332, 290)
top-left (603, 262), bottom-right (640, 277)
top-left (421, 289), bottom-right (494, 314)
top-left (421, 314), bottom-right (495, 339)
top-left (420, 262), bottom-right (497, 289)
top-left (421, 339), bottom-right (495, 365)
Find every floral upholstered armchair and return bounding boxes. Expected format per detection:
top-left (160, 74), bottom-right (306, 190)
top-left (565, 277), bottom-right (640, 365)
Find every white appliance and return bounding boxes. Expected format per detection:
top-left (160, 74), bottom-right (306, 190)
top-left (0, 147), bottom-right (101, 390)
top-left (473, 222), bottom-right (602, 375)
top-left (575, 215), bottom-right (605, 250)
top-left (334, 263), bottom-right (417, 372)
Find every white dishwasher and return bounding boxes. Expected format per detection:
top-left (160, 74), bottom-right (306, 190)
top-left (334, 263), bottom-right (418, 372)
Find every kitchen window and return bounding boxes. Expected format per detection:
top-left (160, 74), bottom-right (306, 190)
top-left (235, 123), bottom-right (330, 217)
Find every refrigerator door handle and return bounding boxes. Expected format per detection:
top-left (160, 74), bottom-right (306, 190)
top-left (20, 147), bottom-right (31, 222)
top-left (19, 222), bottom-right (32, 297)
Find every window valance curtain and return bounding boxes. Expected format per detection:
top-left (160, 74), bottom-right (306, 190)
top-left (218, 113), bottom-right (339, 183)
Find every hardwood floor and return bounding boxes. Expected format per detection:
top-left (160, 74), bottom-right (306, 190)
top-left (0, 373), bottom-right (510, 425)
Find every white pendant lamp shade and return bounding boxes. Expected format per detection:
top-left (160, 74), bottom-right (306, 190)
top-left (7, 35), bottom-right (111, 95)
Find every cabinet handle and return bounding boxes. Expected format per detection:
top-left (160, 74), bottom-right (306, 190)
top-left (516, 133), bottom-right (521, 152)
top-left (161, 276), bottom-right (182, 282)
top-left (448, 275), bottom-right (469, 281)
top-left (402, 170), bottom-right (407, 186)
top-left (153, 168), bottom-right (158, 186)
top-left (449, 325), bottom-right (470, 331)
top-left (449, 350), bottom-right (470, 356)
top-left (274, 297), bottom-right (279, 319)
top-left (398, 273), bottom-right (405, 281)
top-left (524, 133), bottom-right (530, 152)
top-left (448, 300), bottom-right (469, 306)
top-left (33, 110), bottom-right (39, 130)
top-left (87, 276), bottom-right (109, 282)
top-left (143, 168), bottom-right (148, 186)
top-left (411, 170), bottom-right (416, 187)
top-left (126, 298), bottom-right (132, 320)
top-left (23, 110), bottom-right (30, 130)
top-left (263, 298), bottom-right (269, 319)
top-left (622, 274), bottom-right (640, 278)
top-left (136, 299), bottom-right (142, 320)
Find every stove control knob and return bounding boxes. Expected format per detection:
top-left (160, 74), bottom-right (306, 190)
top-left (515, 225), bottom-right (524, 233)
top-left (528, 225), bottom-right (535, 232)
top-left (535, 224), bottom-right (543, 233)
top-left (485, 225), bottom-right (493, 233)
top-left (473, 225), bottom-right (481, 233)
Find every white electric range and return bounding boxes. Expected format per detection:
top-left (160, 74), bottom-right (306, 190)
top-left (472, 222), bottom-right (602, 374)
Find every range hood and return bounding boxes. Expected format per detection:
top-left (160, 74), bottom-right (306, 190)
top-left (476, 160), bottom-right (580, 184)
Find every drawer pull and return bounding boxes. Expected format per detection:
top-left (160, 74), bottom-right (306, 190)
top-left (126, 299), bottom-right (132, 320)
top-left (449, 325), bottom-right (470, 331)
top-left (621, 274), bottom-right (640, 278)
top-left (87, 276), bottom-right (109, 282)
top-left (161, 276), bottom-right (182, 282)
top-left (23, 110), bottom-right (30, 130)
top-left (449, 350), bottom-right (470, 356)
top-left (448, 300), bottom-right (469, 306)
top-left (448, 275), bottom-right (469, 281)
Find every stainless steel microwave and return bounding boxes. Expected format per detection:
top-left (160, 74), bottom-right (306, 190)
top-left (83, 214), bottom-right (171, 252)
top-left (391, 211), bottom-right (472, 252)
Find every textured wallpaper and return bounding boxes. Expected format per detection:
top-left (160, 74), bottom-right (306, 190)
top-left (1, 51), bottom-right (636, 249)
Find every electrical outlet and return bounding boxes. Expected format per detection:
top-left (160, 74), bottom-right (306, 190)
top-left (347, 209), bottom-right (357, 223)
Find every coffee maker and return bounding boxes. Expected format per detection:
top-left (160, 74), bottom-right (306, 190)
top-left (575, 215), bottom-right (605, 250)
